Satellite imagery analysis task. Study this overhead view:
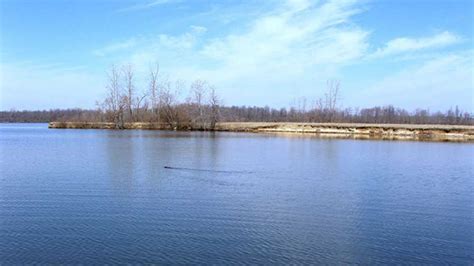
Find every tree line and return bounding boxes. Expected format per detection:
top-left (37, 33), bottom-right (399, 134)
top-left (1, 64), bottom-right (472, 126)
top-left (2, 105), bottom-right (472, 126)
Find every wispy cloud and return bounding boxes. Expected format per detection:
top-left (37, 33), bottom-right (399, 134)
top-left (199, 0), bottom-right (367, 66)
top-left (370, 31), bottom-right (462, 58)
top-left (3, 0), bottom-right (471, 110)
top-left (96, 0), bottom-right (370, 105)
top-left (115, 0), bottom-right (180, 13)
top-left (352, 50), bottom-right (473, 110)
top-left (91, 0), bottom-right (469, 108)
top-left (93, 38), bottom-right (139, 57)
top-left (94, 24), bottom-right (208, 55)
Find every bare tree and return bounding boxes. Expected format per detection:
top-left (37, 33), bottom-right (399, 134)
top-left (189, 79), bottom-right (208, 129)
top-left (208, 85), bottom-right (220, 129)
top-left (122, 64), bottom-right (135, 121)
top-left (103, 65), bottom-right (126, 128)
top-left (324, 79), bottom-right (340, 122)
top-left (157, 78), bottom-right (182, 128)
top-left (173, 80), bottom-right (189, 128)
top-left (148, 62), bottom-right (160, 119)
top-left (134, 91), bottom-right (149, 121)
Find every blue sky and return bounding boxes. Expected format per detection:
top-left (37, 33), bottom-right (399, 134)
top-left (1, 0), bottom-right (473, 111)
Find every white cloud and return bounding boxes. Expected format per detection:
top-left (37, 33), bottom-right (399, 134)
top-left (2, 0), bottom-right (470, 110)
top-left (94, 0), bottom-right (369, 106)
top-left (351, 51), bottom-right (474, 111)
top-left (93, 38), bottom-right (139, 57)
top-left (87, 0), bottom-right (470, 109)
top-left (115, 0), bottom-right (180, 13)
top-left (370, 31), bottom-right (462, 58)
top-left (94, 25), bottom-right (206, 58)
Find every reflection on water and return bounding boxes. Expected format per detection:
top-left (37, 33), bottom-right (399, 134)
top-left (0, 124), bottom-right (473, 264)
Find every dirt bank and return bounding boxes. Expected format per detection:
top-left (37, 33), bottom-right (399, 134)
top-left (48, 121), bottom-right (474, 142)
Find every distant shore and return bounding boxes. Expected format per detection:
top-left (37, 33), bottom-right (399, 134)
top-left (48, 122), bottom-right (474, 142)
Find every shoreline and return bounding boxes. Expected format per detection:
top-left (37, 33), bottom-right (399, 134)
top-left (48, 121), bottom-right (474, 142)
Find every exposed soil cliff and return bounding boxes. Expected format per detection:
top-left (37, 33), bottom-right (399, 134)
top-left (48, 122), bottom-right (474, 142)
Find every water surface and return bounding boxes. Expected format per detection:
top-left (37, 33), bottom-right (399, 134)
top-left (0, 123), bottom-right (472, 264)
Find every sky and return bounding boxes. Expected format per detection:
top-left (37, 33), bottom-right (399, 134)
top-left (0, 0), bottom-right (473, 111)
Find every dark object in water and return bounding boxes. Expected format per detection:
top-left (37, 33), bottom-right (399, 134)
top-left (164, 166), bottom-right (252, 174)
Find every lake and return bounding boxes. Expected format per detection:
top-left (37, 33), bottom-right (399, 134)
top-left (0, 123), bottom-right (472, 264)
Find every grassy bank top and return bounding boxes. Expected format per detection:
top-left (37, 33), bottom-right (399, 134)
top-left (216, 122), bottom-right (474, 131)
top-left (48, 121), bottom-right (474, 132)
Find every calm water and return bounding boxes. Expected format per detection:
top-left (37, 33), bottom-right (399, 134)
top-left (0, 123), bottom-right (472, 264)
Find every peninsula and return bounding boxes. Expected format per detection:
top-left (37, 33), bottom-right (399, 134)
top-left (48, 121), bottom-right (474, 142)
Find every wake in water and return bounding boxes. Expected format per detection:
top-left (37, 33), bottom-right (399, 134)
top-left (164, 166), bottom-right (253, 174)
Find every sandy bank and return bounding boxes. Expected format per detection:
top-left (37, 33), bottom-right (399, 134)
top-left (48, 121), bottom-right (474, 142)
